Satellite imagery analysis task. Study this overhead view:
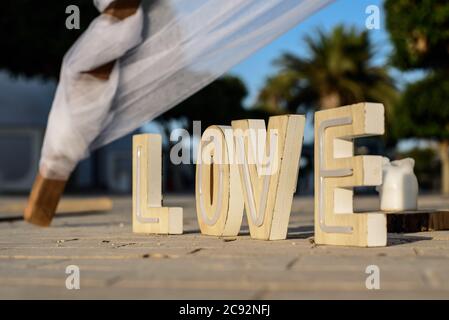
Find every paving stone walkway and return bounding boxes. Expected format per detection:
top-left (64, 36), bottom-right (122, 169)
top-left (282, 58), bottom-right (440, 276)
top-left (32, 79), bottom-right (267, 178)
top-left (0, 195), bottom-right (448, 299)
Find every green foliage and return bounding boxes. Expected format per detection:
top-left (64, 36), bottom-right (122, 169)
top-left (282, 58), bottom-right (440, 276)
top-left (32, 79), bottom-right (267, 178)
top-left (160, 75), bottom-right (271, 131)
top-left (257, 72), bottom-right (299, 113)
top-left (258, 25), bottom-right (397, 112)
top-left (385, 0), bottom-right (449, 142)
top-left (385, 0), bottom-right (449, 70)
top-left (394, 72), bottom-right (449, 140)
top-left (0, 0), bottom-right (97, 80)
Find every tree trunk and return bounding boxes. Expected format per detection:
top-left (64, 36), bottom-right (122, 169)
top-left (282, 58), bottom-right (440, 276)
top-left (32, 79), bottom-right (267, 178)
top-left (439, 140), bottom-right (449, 195)
top-left (320, 92), bottom-right (341, 110)
top-left (268, 96), bottom-right (279, 112)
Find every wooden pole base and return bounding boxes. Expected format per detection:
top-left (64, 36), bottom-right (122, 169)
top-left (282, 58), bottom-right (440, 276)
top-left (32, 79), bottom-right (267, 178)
top-left (24, 173), bottom-right (67, 227)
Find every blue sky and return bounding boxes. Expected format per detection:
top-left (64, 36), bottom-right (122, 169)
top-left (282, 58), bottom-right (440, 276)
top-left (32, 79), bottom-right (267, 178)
top-left (231, 0), bottom-right (393, 106)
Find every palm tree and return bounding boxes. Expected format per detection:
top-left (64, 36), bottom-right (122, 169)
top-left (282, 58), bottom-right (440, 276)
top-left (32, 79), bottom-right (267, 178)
top-left (257, 26), bottom-right (397, 112)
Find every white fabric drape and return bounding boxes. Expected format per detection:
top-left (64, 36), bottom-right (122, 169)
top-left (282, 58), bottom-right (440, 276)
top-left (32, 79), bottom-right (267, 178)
top-left (40, 0), bottom-right (333, 179)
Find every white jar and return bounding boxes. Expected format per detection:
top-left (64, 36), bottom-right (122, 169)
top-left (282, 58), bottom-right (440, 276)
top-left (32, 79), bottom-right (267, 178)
top-left (376, 157), bottom-right (419, 211)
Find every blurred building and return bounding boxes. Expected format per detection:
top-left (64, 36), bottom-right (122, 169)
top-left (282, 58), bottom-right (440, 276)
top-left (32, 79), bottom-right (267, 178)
top-left (0, 72), bottom-right (134, 194)
top-left (0, 72), bottom-right (50, 193)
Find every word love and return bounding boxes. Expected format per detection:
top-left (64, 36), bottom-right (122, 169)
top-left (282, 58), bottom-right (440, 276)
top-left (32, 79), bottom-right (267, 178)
top-left (132, 103), bottom-right (388, 247)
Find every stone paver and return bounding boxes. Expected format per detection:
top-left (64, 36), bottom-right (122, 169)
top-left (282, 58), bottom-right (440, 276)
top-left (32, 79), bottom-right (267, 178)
top-left (0, 195), bottom-right (448, 299)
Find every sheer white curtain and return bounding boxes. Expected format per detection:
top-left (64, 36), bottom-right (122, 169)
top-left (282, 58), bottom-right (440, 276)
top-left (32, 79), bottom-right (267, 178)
top-left (40, 0), bottom-right (333, 179)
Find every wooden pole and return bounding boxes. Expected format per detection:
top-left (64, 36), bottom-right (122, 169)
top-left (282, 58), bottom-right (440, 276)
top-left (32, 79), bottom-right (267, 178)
top-left (24, 0), bottom-right (141, 226)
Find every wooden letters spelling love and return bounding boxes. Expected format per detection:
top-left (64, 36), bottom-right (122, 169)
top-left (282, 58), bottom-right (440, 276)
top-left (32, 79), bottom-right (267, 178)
top-left (132, 103), bottom-right (388, 247)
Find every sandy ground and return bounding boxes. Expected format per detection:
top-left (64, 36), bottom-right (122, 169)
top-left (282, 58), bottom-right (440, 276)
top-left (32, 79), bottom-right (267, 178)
top-left (0, 194), bottom-right (448, 299)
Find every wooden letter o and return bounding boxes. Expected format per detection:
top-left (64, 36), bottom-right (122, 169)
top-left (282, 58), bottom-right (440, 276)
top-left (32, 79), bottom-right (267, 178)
top-left (195, 126), bottom-right (244, 237)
